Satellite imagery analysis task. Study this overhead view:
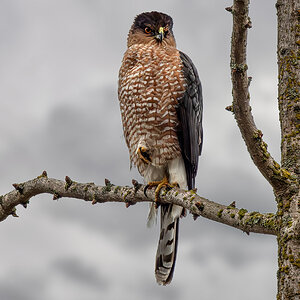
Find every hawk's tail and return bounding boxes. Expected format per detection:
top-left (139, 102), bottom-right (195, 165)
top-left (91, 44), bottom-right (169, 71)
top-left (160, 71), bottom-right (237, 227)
top-left (155, 203), bottom-right (182, 285)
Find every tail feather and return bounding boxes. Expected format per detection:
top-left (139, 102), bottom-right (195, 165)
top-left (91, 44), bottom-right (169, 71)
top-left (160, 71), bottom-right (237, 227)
top-left (147, 203), bottom-right (158, 228)
top-left (155, 203), bottom-right (181, 285)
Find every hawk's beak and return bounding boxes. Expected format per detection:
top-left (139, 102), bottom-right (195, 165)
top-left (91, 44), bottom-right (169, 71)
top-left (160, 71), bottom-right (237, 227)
top-left (155, 27), bottom-right (164, 42)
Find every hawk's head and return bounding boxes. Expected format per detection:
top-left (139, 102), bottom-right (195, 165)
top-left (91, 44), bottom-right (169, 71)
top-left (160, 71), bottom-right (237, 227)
top-left (127, 11), bottom-right (176, 47)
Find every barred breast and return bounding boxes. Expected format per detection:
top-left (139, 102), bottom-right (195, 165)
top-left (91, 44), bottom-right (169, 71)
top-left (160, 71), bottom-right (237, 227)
top-left (118, 44), bottom-right (186, 176)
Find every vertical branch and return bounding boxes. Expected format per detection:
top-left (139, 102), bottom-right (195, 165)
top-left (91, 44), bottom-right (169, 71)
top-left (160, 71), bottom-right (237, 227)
top-left (229, 0), bottom-right (292, 195)
top-left (276, 1), bottom-right (300, 299)
top-left (277, 0), bottom-right (300, 177)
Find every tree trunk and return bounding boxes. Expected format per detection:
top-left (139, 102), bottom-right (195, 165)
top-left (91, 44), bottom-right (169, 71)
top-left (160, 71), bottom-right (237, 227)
top-left (276, 0), bottom-right (300, 298)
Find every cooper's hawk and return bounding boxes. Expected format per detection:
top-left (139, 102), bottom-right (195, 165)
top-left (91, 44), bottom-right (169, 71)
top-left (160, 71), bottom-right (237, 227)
top-left (118, 11), bottom-right (203, 285)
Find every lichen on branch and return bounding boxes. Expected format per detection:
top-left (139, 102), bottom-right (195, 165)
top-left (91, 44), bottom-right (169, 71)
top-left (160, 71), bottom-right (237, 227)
top-left (0, 171), bottom-right (278, 236)
top-left (228, 0), bottom-right (294, 194)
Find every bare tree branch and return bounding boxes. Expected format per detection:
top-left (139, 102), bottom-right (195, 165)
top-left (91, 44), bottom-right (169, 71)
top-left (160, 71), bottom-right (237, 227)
top-left (0, 171), bottom-right (278, 235)
top-left (228, 0), bottom-right (293, 195)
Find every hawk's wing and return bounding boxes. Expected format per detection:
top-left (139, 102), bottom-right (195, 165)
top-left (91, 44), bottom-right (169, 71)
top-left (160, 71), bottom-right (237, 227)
top-left (176, 51), bottom-right (203, 190)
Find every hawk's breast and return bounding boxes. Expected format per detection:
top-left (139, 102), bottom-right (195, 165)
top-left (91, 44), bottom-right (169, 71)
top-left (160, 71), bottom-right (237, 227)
top-left (118, 44), bottom-right (186, 175)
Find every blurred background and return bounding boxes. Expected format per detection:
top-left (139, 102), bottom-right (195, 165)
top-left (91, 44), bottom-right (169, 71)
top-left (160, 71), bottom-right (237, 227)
top-left (0, 1), bottom-right (279, 299)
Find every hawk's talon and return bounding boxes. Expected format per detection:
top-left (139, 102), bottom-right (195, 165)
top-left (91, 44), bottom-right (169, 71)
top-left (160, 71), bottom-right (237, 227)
top-left (137, 147), bottom-right (151, 164)
top-left (166, 182), bottom-right (179, 191)
top-left (145, 176), bottom-right (178, 202)
top-left (144, 184), bottom-right (150, 198)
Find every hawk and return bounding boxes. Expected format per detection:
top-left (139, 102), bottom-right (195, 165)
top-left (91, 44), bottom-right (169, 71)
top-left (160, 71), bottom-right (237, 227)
top-left (118, 11), bottom-right (203, 285)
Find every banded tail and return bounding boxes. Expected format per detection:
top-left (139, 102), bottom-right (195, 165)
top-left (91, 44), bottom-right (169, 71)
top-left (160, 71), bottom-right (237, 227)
top-left (155, 203), bottom-right (182, 285)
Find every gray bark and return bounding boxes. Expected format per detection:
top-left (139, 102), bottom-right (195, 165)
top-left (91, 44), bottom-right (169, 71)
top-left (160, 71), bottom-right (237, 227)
top-left (0, 174), bottom-right (277, 235)
top-left (229, 0), bottom-right (299, 298)
top-left (276, 0), bottom-right (300, 298)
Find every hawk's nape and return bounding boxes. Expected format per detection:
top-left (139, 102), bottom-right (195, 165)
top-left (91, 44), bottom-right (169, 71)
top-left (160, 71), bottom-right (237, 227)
top-left (118, 11), bottom-right (203, 285)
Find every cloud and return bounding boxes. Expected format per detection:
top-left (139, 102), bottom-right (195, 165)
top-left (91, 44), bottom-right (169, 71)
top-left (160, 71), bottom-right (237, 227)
top-left (0, 271), bottom-right (46, 300)
top-left (52, 257), bottom-right (109, 289)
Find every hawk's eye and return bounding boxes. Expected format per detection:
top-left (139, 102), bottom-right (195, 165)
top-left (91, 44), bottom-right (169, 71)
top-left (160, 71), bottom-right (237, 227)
top-left (144, 27), bottom-right (152, 34)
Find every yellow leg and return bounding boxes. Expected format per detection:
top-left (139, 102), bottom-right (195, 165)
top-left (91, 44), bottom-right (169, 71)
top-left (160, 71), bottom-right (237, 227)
top-left (145, 176), bottom-right (178, 202)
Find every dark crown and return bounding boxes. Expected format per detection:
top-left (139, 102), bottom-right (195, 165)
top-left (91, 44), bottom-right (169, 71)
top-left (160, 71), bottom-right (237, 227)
top-left (132, 11), bottom-right (173, 32)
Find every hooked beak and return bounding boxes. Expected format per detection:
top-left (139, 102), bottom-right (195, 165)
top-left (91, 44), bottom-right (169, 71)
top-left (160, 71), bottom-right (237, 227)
top-left (155, 27), bottom-right (164, 42)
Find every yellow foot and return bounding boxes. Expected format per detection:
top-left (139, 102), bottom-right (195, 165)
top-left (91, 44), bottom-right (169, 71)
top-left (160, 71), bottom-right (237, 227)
top-left (137, 146), bottom-right (151, 164)
top-left (144, 176), bottom-right (178, 202)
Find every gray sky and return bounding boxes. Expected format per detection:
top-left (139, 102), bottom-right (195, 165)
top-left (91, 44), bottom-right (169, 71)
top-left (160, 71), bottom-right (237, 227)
top-left (0, 1), bottom-right (279, 299)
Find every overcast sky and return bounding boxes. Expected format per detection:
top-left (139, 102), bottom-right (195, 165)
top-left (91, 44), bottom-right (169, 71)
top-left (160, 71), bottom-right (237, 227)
top-left (0, 1), bottom-right (280, 299)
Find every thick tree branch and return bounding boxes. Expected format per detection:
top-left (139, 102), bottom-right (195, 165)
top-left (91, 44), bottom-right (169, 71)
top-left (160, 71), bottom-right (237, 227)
top-left (0, 171), bottom-right (278, 235)
top-left (228, 0), bottom-right (294, 195)
top-left (277, 1), bottom-right (300, 177)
